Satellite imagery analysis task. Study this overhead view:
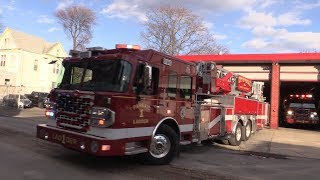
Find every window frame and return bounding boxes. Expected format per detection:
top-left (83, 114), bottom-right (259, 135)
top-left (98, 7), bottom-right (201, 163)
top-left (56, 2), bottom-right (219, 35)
top-left (179, 75), bottom-right (192, 100)
top-left (168, 71), bottom-right (178, 98)
top-left (34, 59), bottom-right (38, 71)
top-left (133, 63), bottom-right (160, 96)
top-left (0, 55), bottom-right (6, 67)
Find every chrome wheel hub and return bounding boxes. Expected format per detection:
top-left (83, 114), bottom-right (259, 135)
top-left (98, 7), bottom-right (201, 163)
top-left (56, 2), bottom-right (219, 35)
top-left (150, 134), bottom-right (171, 158)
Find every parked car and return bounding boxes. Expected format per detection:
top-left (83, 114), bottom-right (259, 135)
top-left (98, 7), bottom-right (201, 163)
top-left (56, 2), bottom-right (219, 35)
top-left (3, 94), bottom-right (32, 108)
top-left (27, 91), bottom-right (49, 108)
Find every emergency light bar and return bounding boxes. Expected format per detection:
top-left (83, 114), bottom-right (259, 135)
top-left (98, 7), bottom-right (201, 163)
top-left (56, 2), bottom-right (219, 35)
top-left (289, 94), bottom-right (312, 98)
top-left (116, 44), bottom-right (141, 50)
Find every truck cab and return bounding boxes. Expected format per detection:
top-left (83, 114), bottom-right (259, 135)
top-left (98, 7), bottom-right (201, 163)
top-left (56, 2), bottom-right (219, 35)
top-left (283, 94), bottom-right (320, 126)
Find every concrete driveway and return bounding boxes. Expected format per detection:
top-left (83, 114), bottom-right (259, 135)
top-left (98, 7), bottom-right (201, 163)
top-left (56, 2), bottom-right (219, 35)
top-left (218, 127), bottom-right (320, 160)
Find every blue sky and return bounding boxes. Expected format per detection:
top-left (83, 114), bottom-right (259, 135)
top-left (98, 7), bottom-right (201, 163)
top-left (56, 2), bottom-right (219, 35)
top-left (1, 0), bottom-right (320, 54)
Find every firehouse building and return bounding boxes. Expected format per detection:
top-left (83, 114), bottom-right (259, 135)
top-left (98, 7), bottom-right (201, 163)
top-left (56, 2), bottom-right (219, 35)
top-left (178, 53), bottom-right (320, 129)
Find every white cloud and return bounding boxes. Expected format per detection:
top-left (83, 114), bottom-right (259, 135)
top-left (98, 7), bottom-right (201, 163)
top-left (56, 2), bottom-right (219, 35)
top-left (239, 11), bottom-right (311, 29)
top-left (239, 11), bottom-right (276, 28)
top-left (203, 21), bottom-right (214, 29)
top-left (251, 26), bottom-right (288, 37)
top-left (101, 0), bottom-right (147, 22)
top-left (37, 15), bottom-right (55, 24)
top-left (294, 0), bottom-right (320, 10)
top-left (277, 12), bottom-right (311, 26)
top-left (214, 34), bottom-right (227, 40)
top-left (242, 38), bottom-right (269, 50)
top-left (56, 0), bottom-right (74, 10)
top-left (259, 0), bottom-right (278, 8)
top-left (48, 27), bottom-right (60, 32)
top-left (101, 0), bottom-right (256, 22)
top-left (242, 30), bottom-right (320, 52)
top-left (238, 0), bottom-right (318, 52)
top-left (0, 0), bottom-right (16, 14)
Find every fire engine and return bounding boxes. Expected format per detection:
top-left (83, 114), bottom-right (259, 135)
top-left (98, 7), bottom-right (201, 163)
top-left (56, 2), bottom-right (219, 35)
top-left (282, 94), bottom-right (319, 126)
top-left (37, 44), bottom-right (269, 165)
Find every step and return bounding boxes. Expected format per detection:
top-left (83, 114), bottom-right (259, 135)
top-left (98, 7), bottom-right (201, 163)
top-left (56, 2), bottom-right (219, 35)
top-left (125, 147), bottom-right (148, 155)
top-left (180, 140), bottom-right (191, 145)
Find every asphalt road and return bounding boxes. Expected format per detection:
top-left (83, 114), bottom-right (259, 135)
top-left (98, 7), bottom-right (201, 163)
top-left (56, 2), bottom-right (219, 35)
top-left (1, 115), bottom-right (320, 180)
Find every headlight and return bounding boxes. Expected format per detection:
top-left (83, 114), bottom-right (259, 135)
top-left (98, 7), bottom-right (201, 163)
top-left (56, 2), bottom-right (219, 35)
top-left (91, 107), bottom-right (115, 128)
top-left (45, 100), bottom-right (56, 119)
top-left (310, 114), bottom-right (315, 118)
top-left (287, 110), bottom-right (293, 115)
top-left (45, 100), bottom-right (56, 109)
top-left (312, 112), bottom-right (317, 116)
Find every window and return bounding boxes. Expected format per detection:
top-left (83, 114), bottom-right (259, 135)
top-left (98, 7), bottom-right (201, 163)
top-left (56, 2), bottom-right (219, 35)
top-left (60, 59), bottom-right (132, 92)
top-left (168, 71), bottom-right (178, 98)
top-left (1, 55), bottom-right (6, 67)
top-left (180, 76), bottom-right (192, 99)
top-left (4, 38), bottom-right (9, 48)
top-left (54, 64), bottom-right (59, 74)
top-left (133, 64), bottom-right (159, 95)
top-left (34, 60), bottom-right (38, 71)
top-left (52, 82), bottom-right (56, 89)
top-left (56, 64), bottom-right (59, 74)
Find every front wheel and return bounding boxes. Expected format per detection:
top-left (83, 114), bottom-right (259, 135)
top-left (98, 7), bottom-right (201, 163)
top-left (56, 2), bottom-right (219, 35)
top-left (229, 122), bottom-right (242, 146)
top-left (142, 124), bottom-right (178, 165)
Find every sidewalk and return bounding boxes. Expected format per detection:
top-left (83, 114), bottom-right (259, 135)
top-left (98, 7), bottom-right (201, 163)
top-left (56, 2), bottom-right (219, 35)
top-left (0, 106), bottom-right (45, 117)
top-left (218, 127), bottom-right (320, 159)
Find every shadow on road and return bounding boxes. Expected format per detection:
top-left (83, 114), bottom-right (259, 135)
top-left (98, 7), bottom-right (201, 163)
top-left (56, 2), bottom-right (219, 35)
top-left (280, 124), bottom-right (320, 132)
top-left (0, 106), bottom-right (44, 117)
top-left (0, 106), bottom-right (22, 117)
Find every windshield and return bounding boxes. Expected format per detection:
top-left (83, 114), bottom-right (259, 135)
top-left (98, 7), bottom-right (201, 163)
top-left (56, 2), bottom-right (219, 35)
top-left (289, 103), bottom-right (316, 108)
top-left (59, 59), bottom-right (132, 92)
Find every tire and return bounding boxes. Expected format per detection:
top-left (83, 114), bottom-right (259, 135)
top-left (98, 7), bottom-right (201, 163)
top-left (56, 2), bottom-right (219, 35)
top-left (241, 121), bottom-right (252, 141)
top-left (142, 124), bottom-right (179, 165)
top-left (221, 139), bottom-right (230, 145)
top-left (215, 139), bottom-right (229, 145)
top-left (229, 122), bottom-right (242, 146)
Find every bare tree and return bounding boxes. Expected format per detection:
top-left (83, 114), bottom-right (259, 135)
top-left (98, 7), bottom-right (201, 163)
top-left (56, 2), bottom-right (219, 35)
top-left (55, 5), bottom-right (96, 50)
top-left (141, 6), bottom-right (229, 55)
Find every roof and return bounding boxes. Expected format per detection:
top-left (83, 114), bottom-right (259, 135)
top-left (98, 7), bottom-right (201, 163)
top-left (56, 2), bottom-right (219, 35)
top-left (2, 27), bottom-right (60, 54)
top-left (177, 53), bottom-right (320, 64)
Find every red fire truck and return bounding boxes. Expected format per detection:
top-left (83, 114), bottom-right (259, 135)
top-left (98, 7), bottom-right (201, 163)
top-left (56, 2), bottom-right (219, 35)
top-left (37, 45), bottom-right (269, 164)
top-left (283, 94), bottom-right (319, 126)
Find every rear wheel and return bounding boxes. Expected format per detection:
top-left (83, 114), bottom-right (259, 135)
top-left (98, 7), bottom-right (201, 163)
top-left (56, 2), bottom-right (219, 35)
top-left (229, 122), bottom-right (242, 146)
top-left (242, 121), bottom-right (252, 141)
top-left (215, 139), bottom-right (229, 145)
top-left (142, 124), bottom-right (178, 165)
top-left (221, 139), bottom-right (230, 145)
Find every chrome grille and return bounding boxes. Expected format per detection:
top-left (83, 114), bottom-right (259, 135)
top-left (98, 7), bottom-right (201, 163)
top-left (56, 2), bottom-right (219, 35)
top-left (56, 93), bottom-right (94, 131)
top-left (294, 109), bottom-right (310, 120)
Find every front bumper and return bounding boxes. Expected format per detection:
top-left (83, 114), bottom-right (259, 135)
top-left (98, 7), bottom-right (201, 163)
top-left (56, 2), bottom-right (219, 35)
top-left (37, 124), bottom-right (125, 156)
top-left (286, 118), bottom-right (320, 125)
